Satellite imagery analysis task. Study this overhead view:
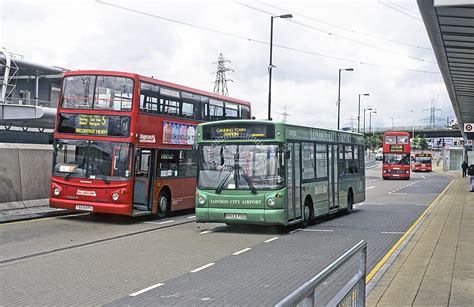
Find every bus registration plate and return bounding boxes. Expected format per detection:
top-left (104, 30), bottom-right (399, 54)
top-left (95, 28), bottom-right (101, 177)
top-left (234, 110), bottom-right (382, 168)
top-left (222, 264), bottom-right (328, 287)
top-left (225, 213), bottom-right (247, 220)
top-left (75, 205), bottom-right (93, 212)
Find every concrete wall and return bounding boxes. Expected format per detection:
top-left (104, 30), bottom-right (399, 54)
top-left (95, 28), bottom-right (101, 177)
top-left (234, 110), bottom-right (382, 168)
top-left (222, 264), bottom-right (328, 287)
top-left (0, 144), bottom-right (52, 203)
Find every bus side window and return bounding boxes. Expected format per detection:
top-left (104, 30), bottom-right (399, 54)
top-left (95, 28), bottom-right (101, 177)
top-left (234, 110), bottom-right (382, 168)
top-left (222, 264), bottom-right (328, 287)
top-left (240, 105), bottom-right (250, 119)
top-left (339, 145), bottom-right (345, 175)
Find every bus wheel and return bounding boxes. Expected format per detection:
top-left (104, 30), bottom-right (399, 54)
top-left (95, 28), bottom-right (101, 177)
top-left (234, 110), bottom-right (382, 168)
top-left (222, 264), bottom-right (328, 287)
top-left (302, 200), bottom-right (312, 228)
top-left (156, 190), bottom-right (169, 218)
top-left (346, 191), bottom-right (354, 214)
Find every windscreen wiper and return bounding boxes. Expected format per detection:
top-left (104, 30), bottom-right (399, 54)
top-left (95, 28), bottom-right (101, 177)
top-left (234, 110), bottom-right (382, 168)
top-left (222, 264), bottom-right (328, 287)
top-left (97, 175), bottom-right (110, 184)
top-left (215, 168), bottom-right (233, 194)
top-left (239, 169), bottom-right (257, 194)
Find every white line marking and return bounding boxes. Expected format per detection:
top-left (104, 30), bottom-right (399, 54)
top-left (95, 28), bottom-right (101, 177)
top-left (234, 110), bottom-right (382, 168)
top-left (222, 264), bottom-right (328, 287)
top-left (367, 186), bottom-right (376, 190)
top-left (302, 229), bottom-right (334, 232)
top-left (188, 216), bottom-right (195, 219)
top-left (158, 220), bottom-right (175, 224)
top-left (144, 220), bottom-right (175, 225)
top-left (381, 231), bottom-right (405, 234)
top-left (233, 248), bottom-right (251, 255)
top-left (190, 263), bottom-right (215, 273)
top-left (289, 229), bottom-right (301, 234)
top-left (264, 237), bottom-right (279, 243)
top-left (129, 283), bottom-right (164, 297)
top-left (199, 230), bottom-right (214, 235)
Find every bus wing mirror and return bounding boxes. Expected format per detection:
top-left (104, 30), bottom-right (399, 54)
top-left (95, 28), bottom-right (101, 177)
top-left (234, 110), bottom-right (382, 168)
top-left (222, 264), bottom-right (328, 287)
top-left (285, 150), bottom-right (291, 160)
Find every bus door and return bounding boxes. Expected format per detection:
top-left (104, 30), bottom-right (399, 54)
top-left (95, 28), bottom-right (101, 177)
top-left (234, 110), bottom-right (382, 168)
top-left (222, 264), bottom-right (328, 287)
top-left (328, 144), bottom-right (339, 210)
top-left (286, 143), bottom-right (302, 222)
top-left (133, 148), bottom-right (155, 212)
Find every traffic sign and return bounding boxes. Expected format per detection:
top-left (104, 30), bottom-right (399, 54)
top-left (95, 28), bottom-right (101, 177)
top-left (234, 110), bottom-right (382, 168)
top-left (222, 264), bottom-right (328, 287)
top-left (466, 139), bottom-right (473, 145)
top-left (464, 123), bottom-right (474, 132)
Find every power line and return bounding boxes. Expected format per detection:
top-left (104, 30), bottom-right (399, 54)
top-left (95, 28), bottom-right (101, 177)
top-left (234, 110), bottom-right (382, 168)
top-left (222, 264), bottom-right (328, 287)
top-left (258, 1), bottom-right (432, 51)
top-left (95, 0), bottom-right (440, 74)
top-left (378, 0), bottom-right (423, 22)
top-left (236, 1), bottom-right (436, 64)
top-left (386, 1), bottom-right (422, 16)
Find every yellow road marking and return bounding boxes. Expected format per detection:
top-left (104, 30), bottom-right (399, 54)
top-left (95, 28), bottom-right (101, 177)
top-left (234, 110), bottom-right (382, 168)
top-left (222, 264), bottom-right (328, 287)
top-left (366, 179), bottom-right (455, 284)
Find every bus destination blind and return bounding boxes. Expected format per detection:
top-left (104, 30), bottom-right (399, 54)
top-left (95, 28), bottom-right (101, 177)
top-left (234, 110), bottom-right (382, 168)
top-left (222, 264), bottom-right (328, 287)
top-left (203, 124), bottom-right (275, 140)
top-left (389, 145), bottom-right (404, 152)
top-left (57, 113), bottom-right (130, 137)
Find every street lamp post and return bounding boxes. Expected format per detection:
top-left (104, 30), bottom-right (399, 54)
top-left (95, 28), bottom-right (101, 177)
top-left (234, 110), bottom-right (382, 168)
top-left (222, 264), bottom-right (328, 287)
top-left (337, 68), bottom-right (354, 129)
top-left (390, 117), bottom-right (394, 130)
top-left (369, 109), bottom-right (377, 134)
top-left (268, 13), bottom-right (292, 121)
top-left (410, 109), bottom-right (415, 138)
top-left (363, 107), bottom-right (373, 134)
top-left (357, 93), bottom-right (370, 133)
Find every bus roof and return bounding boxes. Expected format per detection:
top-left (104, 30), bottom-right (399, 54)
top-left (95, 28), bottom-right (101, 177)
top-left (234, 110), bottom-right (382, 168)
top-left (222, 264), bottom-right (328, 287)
top-left (198, 120), bottom-right (364, 145)
top-left (383, 131), bottom-right (410, 136)
top-left (63, 70), bottom-right (251, 106)
top-left (199, 119), bottom-right (364, 136)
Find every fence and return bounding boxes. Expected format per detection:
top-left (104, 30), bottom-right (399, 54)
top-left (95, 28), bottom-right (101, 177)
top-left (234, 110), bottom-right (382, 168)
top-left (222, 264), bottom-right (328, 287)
top-left (276, 240), bottom-right (367, 307)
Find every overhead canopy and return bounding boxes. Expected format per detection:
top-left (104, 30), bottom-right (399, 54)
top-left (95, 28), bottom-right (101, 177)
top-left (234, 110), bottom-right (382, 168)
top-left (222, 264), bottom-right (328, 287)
top-left (418, 0), bottom-right (474, 140)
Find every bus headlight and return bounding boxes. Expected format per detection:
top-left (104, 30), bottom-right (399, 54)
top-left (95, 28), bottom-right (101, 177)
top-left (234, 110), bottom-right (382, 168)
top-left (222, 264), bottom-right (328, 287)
top-left (54, 188), bottom-right (60, 196)
top-left (198, 196), bottom-right (206, 205)
top-left (267, 198), bottom-right (275, 207)
top-left (112, 193), bottom-right (120, 201)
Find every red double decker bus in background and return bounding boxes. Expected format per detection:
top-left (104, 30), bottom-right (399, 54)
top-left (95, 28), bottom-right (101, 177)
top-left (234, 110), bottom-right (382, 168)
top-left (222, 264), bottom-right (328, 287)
top-left (50, 70), bottom-right (251, 217)
top-left (382, 131), bottom-right (411, 180)
top-left (412, 153), bottom-right (432, 172)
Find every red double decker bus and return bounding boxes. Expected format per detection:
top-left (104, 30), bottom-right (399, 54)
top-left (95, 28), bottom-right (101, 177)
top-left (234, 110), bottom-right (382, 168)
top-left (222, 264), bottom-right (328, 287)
top-left (412, 153), bottom-right (432, 172)
top-left (382, 131), bottom-right (411, 180)
top-left (50, 70), bottom-right (251, 217)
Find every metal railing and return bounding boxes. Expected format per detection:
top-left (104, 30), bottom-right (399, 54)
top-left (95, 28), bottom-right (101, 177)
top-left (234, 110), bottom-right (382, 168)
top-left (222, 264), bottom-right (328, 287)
top-left (3, 97), bottom-right (53, 107)
top-left (276, 240), bottom-right (367, 307)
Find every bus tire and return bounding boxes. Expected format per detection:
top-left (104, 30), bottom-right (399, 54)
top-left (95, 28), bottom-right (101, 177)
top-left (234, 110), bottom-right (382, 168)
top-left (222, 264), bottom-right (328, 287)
top-left (346, 190), bottom-right (354, 214)
top-left (156, 189), bottom-right (170, 218)
top-left (301, 197), bottom-right (313, 228)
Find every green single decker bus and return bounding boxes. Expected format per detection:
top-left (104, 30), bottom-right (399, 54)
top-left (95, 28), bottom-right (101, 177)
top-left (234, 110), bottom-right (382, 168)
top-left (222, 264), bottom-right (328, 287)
top-left (195, 120), bottom-right (366, 227)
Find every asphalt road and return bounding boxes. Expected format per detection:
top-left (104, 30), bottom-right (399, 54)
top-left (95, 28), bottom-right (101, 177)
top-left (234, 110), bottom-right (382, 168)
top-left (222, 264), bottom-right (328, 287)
top-left (0, 163), bottom-right (452, 305)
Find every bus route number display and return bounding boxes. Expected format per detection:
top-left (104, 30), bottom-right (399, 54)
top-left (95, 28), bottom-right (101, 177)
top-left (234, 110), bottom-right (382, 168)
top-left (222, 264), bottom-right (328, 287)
top-left (76, 114), bottom-right (108, 135)
top-left (57, 113), bottom-right (130, 137)
top-left (389, 145), bottom-right (404, 152)
top-left (203, 124), bottom-right (275, 140)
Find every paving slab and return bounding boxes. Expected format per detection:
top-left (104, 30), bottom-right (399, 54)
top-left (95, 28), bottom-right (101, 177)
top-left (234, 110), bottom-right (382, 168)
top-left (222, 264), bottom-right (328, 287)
top-left (367, 173), bottom-right (474, 306)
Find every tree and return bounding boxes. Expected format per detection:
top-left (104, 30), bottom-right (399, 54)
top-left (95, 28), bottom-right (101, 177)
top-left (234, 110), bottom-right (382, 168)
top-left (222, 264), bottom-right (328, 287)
top-left (365, 134), bottom-right (382, 152)
top-left (419, 135), bottom-right (429, 150)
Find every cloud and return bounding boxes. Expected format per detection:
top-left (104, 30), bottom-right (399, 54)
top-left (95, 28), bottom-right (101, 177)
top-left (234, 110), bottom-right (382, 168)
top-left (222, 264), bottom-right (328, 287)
top-left (1, 0), bottom-right (453, 130)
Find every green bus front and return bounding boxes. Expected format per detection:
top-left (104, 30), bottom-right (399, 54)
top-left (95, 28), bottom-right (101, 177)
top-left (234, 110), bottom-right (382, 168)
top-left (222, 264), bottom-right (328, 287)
top-left (195, 120), bottom-right (365, 226)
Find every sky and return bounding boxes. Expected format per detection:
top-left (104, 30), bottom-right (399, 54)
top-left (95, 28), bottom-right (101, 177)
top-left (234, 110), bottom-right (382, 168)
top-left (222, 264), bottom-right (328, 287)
top-left (1, 0), bottom-right (454, 130)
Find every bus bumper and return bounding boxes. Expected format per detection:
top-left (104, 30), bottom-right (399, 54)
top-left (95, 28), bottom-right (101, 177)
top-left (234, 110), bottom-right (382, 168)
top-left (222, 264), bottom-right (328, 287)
top-left (49, 198), bottom-right (132, 216)
top-left (196, 207), bottom-right (287, 225)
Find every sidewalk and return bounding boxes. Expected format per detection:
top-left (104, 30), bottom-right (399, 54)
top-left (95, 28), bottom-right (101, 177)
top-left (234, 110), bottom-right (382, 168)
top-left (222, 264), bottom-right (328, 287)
top-left (367, 173), bottom-right (474, 306)
top-left (0, 198), bottom-right (68, 223)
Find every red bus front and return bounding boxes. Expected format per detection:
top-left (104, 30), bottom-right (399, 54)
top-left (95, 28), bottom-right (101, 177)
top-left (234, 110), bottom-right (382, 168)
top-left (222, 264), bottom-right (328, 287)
top-left (412, 153), bottom-right (432, 172)
top-left (49, 71), bottom-right (138, 215)
top-left (382, 132), bottom-right (411, 180)
top-left (49, 70), bottom-right (251, 217)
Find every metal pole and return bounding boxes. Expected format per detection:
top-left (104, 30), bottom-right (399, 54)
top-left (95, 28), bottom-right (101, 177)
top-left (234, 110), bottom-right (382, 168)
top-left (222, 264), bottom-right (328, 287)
top-left (357, 95), bottom-right (361, 133)
top-left (363, 109), bottom-right (366, 134)
top-left (337, 69), bottom-right (341, 130)
top-left (267, 16), bottom-right (274, 121)
top-left (35, 73), bottom-right (39, 106)
top-left (369, 111), bottom-right (372, 134)
top-left (0, 48), bottom-right (11, 103)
